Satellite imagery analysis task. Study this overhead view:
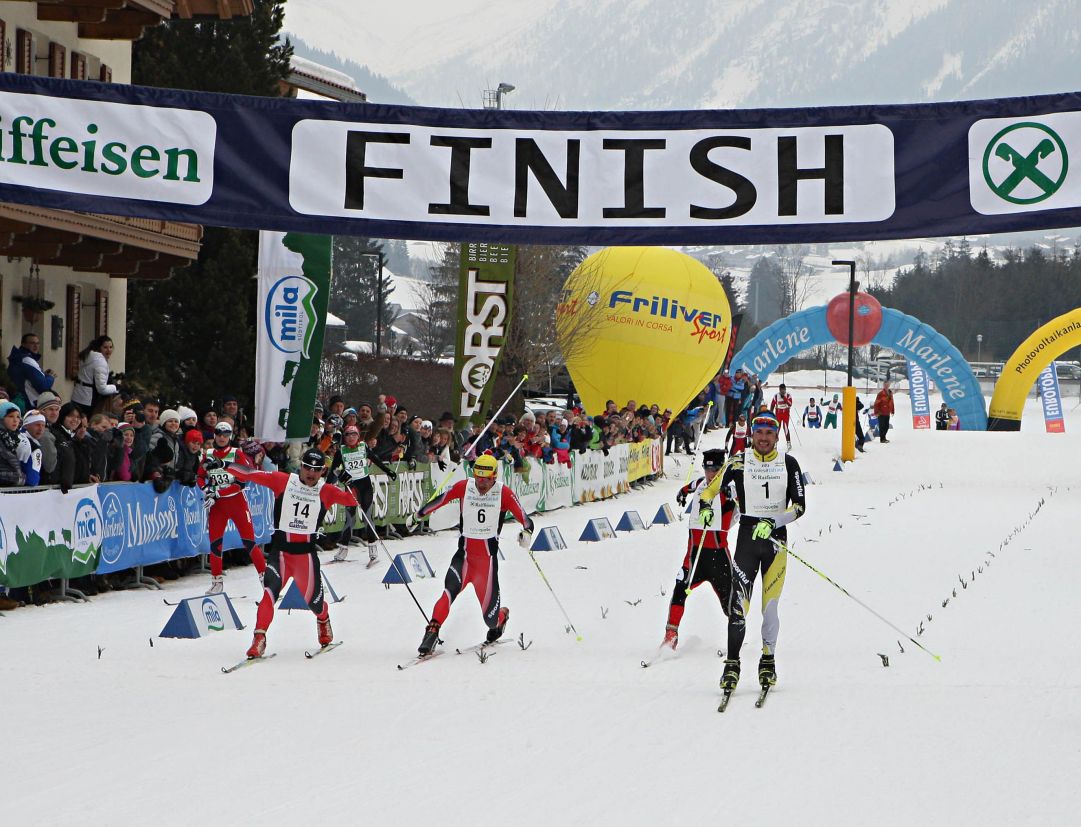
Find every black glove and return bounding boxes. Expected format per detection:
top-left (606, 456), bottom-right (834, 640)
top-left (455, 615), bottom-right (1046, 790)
top-left (437, 459), bottom-right (447, 472)
top-left (388, 469), bottom-right (398, 482)
top-left (408, 459), bottom-right (417, 471)
top-left (152, 477), bottom-right (171, 495)
top-left (203, 456), bottom-right (225, 472)
top-left (676, 489), bottom-right (688, 507)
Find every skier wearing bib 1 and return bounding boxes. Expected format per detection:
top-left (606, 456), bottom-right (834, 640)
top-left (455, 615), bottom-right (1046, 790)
top-left (226, 448), bottom-right (358, 659)
top-left (697, 411), bottom-right (805, 692)
top-left (662, 449), bottom-right (735, 650)
top-left (413, 453), bottom-right (534, 655)
top-left (328, 425), bottom-right (398, 564)
top-left (199, 421), bottom-right (266, 595)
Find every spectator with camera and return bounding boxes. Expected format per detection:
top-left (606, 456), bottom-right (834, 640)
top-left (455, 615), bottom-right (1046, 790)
top-left (72, 336), bottom-right (119, 416)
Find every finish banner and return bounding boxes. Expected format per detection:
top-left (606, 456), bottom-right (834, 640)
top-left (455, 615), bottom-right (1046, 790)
top-left (7, 74), bottom-right (1081, 244)
top-left (906, 360), bottom-right (932, 429)
top-left (1037, 363), bottom-right (1066, 433)
top-left (255, 231), bottom-right (333, 441)
top-left (453, 243), bottom-right (515, 428)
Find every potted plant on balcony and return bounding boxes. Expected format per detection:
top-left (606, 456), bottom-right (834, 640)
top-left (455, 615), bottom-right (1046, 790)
top-left (14, 294), bottom-right (56, 324)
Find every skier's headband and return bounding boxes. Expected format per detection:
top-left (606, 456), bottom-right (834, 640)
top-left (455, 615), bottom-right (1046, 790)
top-left (751, 413), bottom-right (780, 433)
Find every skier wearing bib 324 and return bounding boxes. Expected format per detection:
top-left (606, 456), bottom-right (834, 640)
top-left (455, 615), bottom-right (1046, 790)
top-left (662, 448), bottom-right (735, 650)
top-left (226, 448), bottom-right (358, 659)
top-left (697, 411), bottom-right (805, 692)
top-left (328, 424), bottom-right (397, 564)
top-left (413, 453), bottom-right (534, 655)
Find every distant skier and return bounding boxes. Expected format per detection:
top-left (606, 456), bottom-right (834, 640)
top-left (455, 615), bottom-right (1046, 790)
top-left (327, 424), bottom-right (397, 564)
top-left (802, 398), bottom-right (822, 428)
top-left (662, 449), bottom-right (735, 650)
top-left (413, 453), bottom-right (534, 655)
top-left (725, 412), bottom-right (748, 455)
top-left (769, 384), bottom-right (793, 444)
top-left (226, 448), bottom-right (358, 659)
top-left (823, 394), bottom-right (841, 429)
top-left (697, 411), bottom-right (806, 693)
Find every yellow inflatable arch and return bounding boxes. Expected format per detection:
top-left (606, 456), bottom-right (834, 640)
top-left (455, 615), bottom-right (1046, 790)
top-left (987, 308), bottom-right (1081, 430)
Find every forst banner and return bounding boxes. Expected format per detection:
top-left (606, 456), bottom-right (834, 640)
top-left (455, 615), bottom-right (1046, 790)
top-left (453, 243), bottom-right (515, 428)
top-left (10, 74), bottom-right (1081, 244)
top-left (255, 231), bottom-right (333, 441)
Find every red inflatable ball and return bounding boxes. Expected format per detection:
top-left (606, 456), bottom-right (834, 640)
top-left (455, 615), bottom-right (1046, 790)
top-left (826, 291), bottom-right (883, 347)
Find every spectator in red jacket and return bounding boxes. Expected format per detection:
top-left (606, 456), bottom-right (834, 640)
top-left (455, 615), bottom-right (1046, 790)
top-left (873, 381), bottom-right (895, 444)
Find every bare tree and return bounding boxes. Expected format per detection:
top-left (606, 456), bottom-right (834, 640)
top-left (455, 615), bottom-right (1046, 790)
top-left (774, 244), bottom-right (813, 316)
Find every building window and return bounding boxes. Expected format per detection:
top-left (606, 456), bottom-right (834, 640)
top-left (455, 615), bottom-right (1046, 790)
top-left (100, 63), bottom-right (112, 83)
top-left (66, 285), bottom-right (82, 380)
top-left (49, 42), bottom-right (66, 78)
top-left (16, 29), bottom-right (33, 74)
top-left (71, 51), bottom-right (87, 80)
top-left (95, 289), bottom-right (109, 337)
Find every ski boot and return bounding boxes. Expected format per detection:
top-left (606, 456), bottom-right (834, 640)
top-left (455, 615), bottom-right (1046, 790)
top-left (418, 620), bottom-right (441, 655)
top-left (758, 654), bottom-right (777, 687)
top-left (367, 543), bottom-right (379, 566)
top-left (486, 607), bottom-right (510, 643)
top-left (317, 616), bottom-right (334, 647)
top-left (661, 623), bottom-right (679, 650)
top-left (720, 658), bottom-right (741, 691)
top-left (333, 544), bottom-right (350, 562)
top-left (246, 630), bottom-right (267, 659)
top-left (205, 575), bottom-right (224, 595)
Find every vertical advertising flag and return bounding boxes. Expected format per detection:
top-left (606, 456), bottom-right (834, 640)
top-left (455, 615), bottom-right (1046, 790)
top-left (255, 231), bottom-right (333, 441)
top-left (1038, 362), bottom-right (1066, 433)
top-left (907, 360), bottom-right (931, 429)
top-left (722, 313), bottom-right (744, 374)
top-left (453, 243), bottom-right (516, 429)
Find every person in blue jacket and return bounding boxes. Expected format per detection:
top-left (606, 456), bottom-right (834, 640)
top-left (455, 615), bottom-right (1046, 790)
top-left (7, 333), bottom-right (55, 411)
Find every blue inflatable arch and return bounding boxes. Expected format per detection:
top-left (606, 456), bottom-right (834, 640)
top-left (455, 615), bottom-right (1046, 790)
top-left (731, 306), bottom-right (987, 431)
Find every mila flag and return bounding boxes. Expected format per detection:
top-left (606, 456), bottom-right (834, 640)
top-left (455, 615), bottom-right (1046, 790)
top-left (454, 243), bottom-right (516, 429)
top-left (906, 360), bottom-right (932, 429)
top-left (9, 73), bottom-right (1081, 244)
top-left (1037, 362), bottom-right (1066, 433)
top-left (255, 232), bottom-right (332, 441)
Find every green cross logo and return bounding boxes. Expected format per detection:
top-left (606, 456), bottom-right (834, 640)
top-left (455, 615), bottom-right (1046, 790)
top-left (982, 122), bottom-right (1068, 204)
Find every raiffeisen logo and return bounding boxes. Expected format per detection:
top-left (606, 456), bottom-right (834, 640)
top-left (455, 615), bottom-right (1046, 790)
top-left (608, 290), bottom-right (728, 343)
top-left (265, 274), bottom-right (319, 357)
top-left (0, 91), bottom-right (215, 205)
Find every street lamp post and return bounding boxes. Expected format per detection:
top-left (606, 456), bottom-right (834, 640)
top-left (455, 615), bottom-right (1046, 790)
top-left (355, 250), bottom-right (385, 357)
top-left (832, 260), bottom-right (859, 462)
top-left (976, 333), bottom-right (983, 365)
top-left (832, 260), bottom-right (859, 385)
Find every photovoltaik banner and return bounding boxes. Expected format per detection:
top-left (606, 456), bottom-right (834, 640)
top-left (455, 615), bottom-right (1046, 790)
top-left (453, 243), bottom-right (516, 429)
top-left (9, 74), bottom-right (1081, 245)
top-left (255, 231), bottom-right (333, 441)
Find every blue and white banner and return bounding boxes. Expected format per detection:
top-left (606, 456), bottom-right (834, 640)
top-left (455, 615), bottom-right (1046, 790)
top-left (1037, 363), bottom-right (1066, 433)
top-left (5, 74), bottom-right (1081, 244)
top-left (907, 360), bottom-right (932, 429)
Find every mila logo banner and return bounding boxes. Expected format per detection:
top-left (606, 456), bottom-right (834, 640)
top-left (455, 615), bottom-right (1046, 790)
top-left (289, 120), bottom-right (895, 228)
top-left (264, 274), bottom-right (319, 358)
top-left (0, 91), bottom-right (215, 205)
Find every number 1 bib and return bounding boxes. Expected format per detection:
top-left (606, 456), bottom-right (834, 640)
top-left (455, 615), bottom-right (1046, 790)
top-left (743, 452), bottom-right (786, 519)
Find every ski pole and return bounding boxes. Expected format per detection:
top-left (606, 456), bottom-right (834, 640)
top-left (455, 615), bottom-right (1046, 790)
top-left (356, 505), bottom-right (431, 623)
top-left (770, 538), bottom-right (941, 662)
top-left (460, 373), bottom-right (529, 464)
top-left (528, 550), bottom-right (582, 641)
top-left (682, 401), bottom-right (713, 486)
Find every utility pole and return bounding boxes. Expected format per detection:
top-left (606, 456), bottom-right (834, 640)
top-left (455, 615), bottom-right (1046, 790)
top-left (833, 260), bottom-right (858, 462)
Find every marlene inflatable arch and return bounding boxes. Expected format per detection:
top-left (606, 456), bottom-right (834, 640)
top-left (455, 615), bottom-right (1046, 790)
top-left (732, 306), bottom-right (988, 431)
top-left (987, 308), bottom-right (1081, 431)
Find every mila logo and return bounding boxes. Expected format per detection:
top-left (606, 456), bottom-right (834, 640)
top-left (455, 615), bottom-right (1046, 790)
top-left (201, 598), bottom-right (225, 632)
top-left (265, 274), bottom-right (319, 358)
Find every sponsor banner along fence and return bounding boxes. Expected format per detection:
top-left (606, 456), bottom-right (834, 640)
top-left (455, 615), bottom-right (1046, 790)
top-left (907, 360), bottom-right (932, 429)
top-left (5, 74), bottom-right (1081, 244)
top-left (0, 444), bottom-right (662, 588)
top-left (1038, 363), bottom-right (1066, 433)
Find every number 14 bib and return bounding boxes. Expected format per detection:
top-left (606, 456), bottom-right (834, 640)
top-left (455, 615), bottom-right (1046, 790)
top-left (278, 475), bottom-right (324, 534)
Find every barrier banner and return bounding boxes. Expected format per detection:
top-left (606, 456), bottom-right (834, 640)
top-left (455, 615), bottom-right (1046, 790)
top-left (1038, 363), bottom-right (1066, 433)
top-left (255, 231), bottom-right (333, 441)
top-left (7, 74), bottom-right (1081, 246)
top-left (538, 458), bottom-right (573, 512)
top-left (0, 488), bottom-right (100, 587)
top-left (907, 360), bottom-right (932, 429)
top-left (453, 243), bottom-right (515, 429)
top-left (627, 441), bottom-right (654, 482)
top-left (573, 444), bottom-right (631, 503)
top-left (368, 462), bottom-right (434, 527)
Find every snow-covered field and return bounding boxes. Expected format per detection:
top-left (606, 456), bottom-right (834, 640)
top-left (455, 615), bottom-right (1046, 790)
top-left (3, 396), bottom-right (1079, 826)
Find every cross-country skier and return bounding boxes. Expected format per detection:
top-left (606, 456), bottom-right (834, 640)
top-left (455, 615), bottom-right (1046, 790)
top-left (725, 412), bottom-right (748, 455)
top-left (697, 410), bottom-right (805, 692)
top-left (662, 448), bottom-right (735, 650)
top-left (226, 448), bottom-right (358, 659)
top-left (823, 394), bottom-right (841, 429)
top-left (327, 424), bottom-right (397, 564)
top-left (412, 453), bottom-right (534, 655)
top-left (200, 421), bottom-right (266, 594)
top-left (802, 398), bottom-right (822, 428)
top-left (769, 383), bottom-right (793, 444)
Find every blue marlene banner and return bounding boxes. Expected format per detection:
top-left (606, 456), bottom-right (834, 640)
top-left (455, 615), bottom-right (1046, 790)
top-left (4, 74), bottom-right (1081, 244)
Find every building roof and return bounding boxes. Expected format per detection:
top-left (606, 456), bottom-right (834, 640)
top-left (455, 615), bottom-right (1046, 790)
top-left (284, 56), bottom-right (366, 103)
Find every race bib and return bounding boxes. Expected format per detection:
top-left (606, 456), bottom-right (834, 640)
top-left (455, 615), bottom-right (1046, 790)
top-left (277, 475), bottom-right (324, 534)
top-left (461, 479), bottom-right (502, 540)
top-left (744, 453), bottom-right (787, 519)
top-left (343, 446), bottom-right (368, 476)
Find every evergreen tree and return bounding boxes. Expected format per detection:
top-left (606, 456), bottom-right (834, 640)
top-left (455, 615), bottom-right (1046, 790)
top-left (126, 1), bottom-right (291, 408)
top-left (330, 236), bottom-right (396, 349)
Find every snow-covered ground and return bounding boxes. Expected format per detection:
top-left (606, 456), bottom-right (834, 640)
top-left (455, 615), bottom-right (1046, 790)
top-left (3, 395), bottom-right (1079, 825)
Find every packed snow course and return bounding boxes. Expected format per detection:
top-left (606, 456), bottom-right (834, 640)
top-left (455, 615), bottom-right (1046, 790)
top-left (3, 396), bottom-right (1079, 825)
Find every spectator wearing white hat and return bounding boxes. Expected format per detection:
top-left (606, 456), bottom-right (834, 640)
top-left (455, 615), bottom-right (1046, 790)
top-left (33, 391), bottom-right (61, 478)
top-left (20, 410), bottom-right (46, 486)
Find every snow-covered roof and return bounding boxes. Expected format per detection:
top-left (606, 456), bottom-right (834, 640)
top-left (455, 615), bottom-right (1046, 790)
top-left (325, 311), bottom-right (346, 327)
top-left (286, 56), bottom-right (366, 103)
top-left (385, 272), bottom-right (430, 314)
top-left (342, 340), bottom-right (374, 354)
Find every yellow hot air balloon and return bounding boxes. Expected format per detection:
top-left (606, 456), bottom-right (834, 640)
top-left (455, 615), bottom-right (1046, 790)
top-left (556, 247), bottom-right (732, 417)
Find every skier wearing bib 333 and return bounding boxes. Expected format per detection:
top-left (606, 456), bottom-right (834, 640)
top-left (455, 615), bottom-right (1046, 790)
top-left (226, 448), bottom-right (358, 659)
top-left (662, 448), bottom-right (735, 650)
top-left (697, 411), bottom-right (805, 692)
top-left (413, 453), bottom-right (534, 655)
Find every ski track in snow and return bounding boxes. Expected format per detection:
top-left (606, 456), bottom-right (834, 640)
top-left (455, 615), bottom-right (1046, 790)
top-left (2, 395), bottom-right (1079, 824)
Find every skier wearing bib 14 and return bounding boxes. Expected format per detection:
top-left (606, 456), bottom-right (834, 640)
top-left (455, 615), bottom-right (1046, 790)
top-left (697, 410), bottom-right (805, 692)
top-left (413, 453), bottom-right (534, 656)
top-left (226, 448), bottom-right (358, 659)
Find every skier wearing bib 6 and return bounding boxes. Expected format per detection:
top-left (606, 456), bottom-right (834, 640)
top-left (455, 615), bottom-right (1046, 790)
top-left (226, 448), bottom-right (358, 659)
top-left (413, 453), bottom-right (534, 656)
top-left (697, 411), bottom-right (805, 693)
